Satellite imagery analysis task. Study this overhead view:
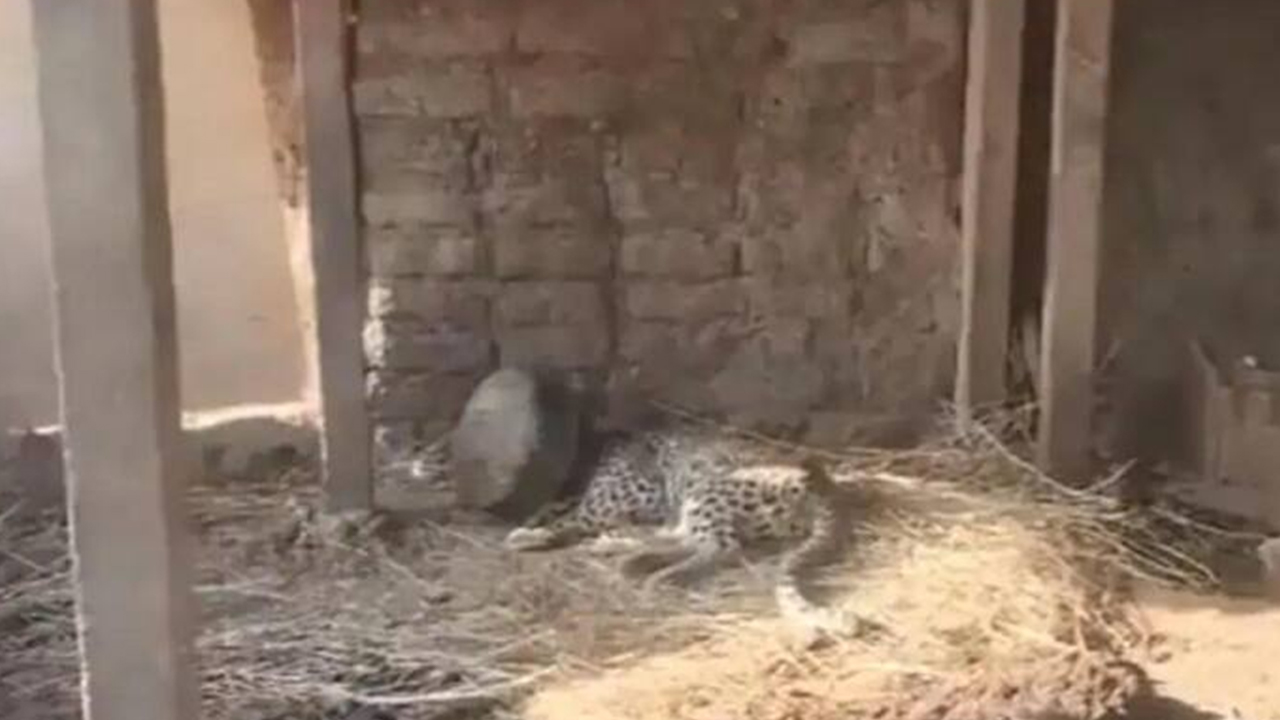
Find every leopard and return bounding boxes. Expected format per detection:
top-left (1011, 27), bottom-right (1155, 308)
top-left (503, 427), bottom-right (855, 634)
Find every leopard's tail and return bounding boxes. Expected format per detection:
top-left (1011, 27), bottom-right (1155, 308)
top-left (775, 456), bottom-right (852, 634)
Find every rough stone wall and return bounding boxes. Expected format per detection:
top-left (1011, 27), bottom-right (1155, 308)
top-left (353, 0), bottom-right (965, 459)
top-left (1099, 0), bottom-right (1280, 465)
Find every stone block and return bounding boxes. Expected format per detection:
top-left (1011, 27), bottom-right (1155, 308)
top-left (354, 65), bottom-right (492, 119)
top-left (787, 5), bottom-right (907, 66)
top-left (358, 119), bottom-right (473, 179)
top-left (494, 227), bottom-right (610, 280)
top-left (485, 179), bottom-right (605, 226)
top-left (619, 317), bottom-right (739, 371)
top-left (759, 317), bottom-right (811, 357)
top-left (367, 370), bottom-right (481, 421)
top-left (364, 319), bottom-right (492, 372)
top-left (906, 0), bottom-right (964, 85)
top-left (609, 175), bottom-right (733, 228)
top-left (743, 278), bottom-right (853, 319)
top-left (417, 65), bottom-right (494, 118)
top-left (495, 281), bottom-right (607, 327)
top-left (490, 124), bottom-right (602, 188)
top-left (709, 341), bottom-right (826, 423)
top-left (620, 229), bottom-right (736, 279)
top-left (353, 75), bottom-right (420, 117)
top-left (515, 0), bottom-right (692, 58)
top-left (734, 161), bottom-right (804, 228)
top-left (618, 124), bottom-right (735, 183)
top-left (798, 64), bottom-right (879, 113)
top-left (356, 0), bottom-right (413, 23)
top-left (366, 227), bottom-right (481, 277)
top-left (357, 13), bottom-right (510, 59)
top-left (754, 69), bottom-right (808, 131)
top-left (515, 0), bottom-right (619, 56)
top-left (508, 62), bottom-right (625, 118)
top-left (740, 224), bottom-right (852, 279)
top-left (625, 280), bottom-right (742, 321)
top-left (361, 187), bottom-right (476, 228)
top-left (619, 126), bottom-right (685, 176)
top-left (367, 278), bottom-right (491, 326)
top-left (498, 325), bottom-right (609, 369)
top-left (619, 321), bottom-right (682, 364)
top-left (450, 367), bottom-right (585, 519)
top-left (361, 164), bottom-right (470, 198)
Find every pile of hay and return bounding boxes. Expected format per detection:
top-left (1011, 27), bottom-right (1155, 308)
top-left (0, 416), bottom-right (1218, 720)
top-left (522, 414), bottom-right (1215, 720)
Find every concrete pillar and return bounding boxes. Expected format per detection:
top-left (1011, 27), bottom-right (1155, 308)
top-left (29, 0), bottom-right (198, 718)
top-left (296, 0), bottom-right (374, 510)
top-left (1037, 0), bottom-right (1115, 482)
top-left (956, 0), bottom-right (1027, 424)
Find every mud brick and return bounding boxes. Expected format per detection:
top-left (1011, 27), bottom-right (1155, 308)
top-left (743, 278), bottom-right (853, 319)
top-left (361, 186), bottom-right (476, 228)
top-left (740, 223), bottom-right (852, 279)
top-left (364, 319), bottom-right (492, 372)
top-left (354, 65), bottom-right (491, 119)
top-left (494, 226), bottom-right (610, 279)
top-left (367, 279), bottom-right (491, 326)
top-left (495, 281), bottom-right (607, 327)
top-left (497, 325), bottom-right (609, 368)
top-left (353, 74), bottom-right (421, 117)
top-left (515, 0), bottom-right (692, 58)
top-left (366, 227), bottom-right (480, 276)
top-left (358, 119), bottom-right (473, 179)
top-left (906, 0), bottom-right (964, 85)
top-left (625, 280), bottom-right (743, 321)
top-left (490, 123), bottom-right (602, 188)
top-left (357, 12), bottom-right (510, 59)
top-left (609, 175), bottom-right (733, 228)
top-left (620, 229), bottom-right (736, 280)
top-left (484, 179), bottom-right (606, 226)
top-left (417, 65), bottom-right (493, 118)
top-left (366, 370), bottom-right (482, 421)
top-left (508, 61), bottom-right (625, 118)
top-left (619, 321), bottom-right (683, 363)
top-left (787, 6), bottom-right (907, 66)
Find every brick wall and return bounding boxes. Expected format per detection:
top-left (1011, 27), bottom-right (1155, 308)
top-left (354, 0), bottom-right (965, 463)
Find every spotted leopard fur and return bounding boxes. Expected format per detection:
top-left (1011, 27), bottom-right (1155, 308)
top-left (504, 428), bottom-right (852, 632)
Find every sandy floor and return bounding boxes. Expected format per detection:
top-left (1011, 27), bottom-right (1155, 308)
top-left (1137, 584), bottom-right (1280, 720)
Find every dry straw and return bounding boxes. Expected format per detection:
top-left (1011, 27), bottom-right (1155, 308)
top-left (0, 410), bottom-right (1228, 719)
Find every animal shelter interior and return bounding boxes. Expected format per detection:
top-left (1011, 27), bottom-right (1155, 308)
top-left (5, 1), bottom-right (1280, 719)
top-left (1094, 0), bottom-right (1280, 529)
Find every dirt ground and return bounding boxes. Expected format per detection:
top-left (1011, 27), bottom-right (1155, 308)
top-left (1135, 584), bottom-right (1280, 720)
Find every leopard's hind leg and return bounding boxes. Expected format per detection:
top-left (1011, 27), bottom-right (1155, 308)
top-left (618, 537), bottom-right (695, 578)
top-left (505, 474), bottom-right (660, 551)
top-left (641, 537), bottom-right (740, 590)
top-left (503, 499), bottom-right (591, 551)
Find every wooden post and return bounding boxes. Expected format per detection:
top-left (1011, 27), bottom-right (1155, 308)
top-left (295, 0), bottom-right (373, 510)
top-left (1036, 0), bottom-right (1115, 481)
top-left (956, 0), bottom-right (1027, 424)
top-left (29, 0), bottom-right (198, 718)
